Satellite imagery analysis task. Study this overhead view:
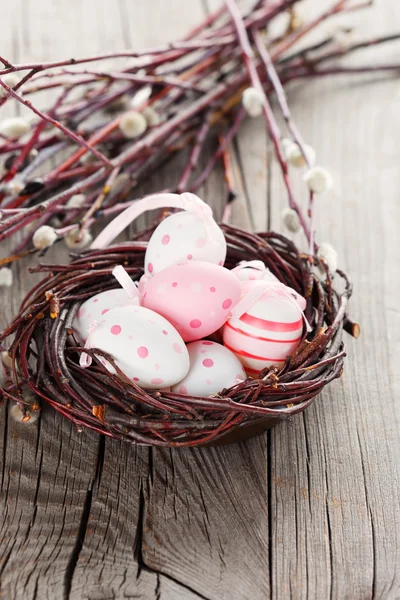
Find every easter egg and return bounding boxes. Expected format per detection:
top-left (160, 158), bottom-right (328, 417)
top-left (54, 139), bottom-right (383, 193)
top-left (172, 340), bottom-right (246, 396)
top-left (222, 281), bottom-right (304, 376)
top-left (144, 211), bottom-right (226, 275)
top-left (73, 287), bottom-right (139, 344)
top-left (85, 305), bottom-right (189, 389)
top-left (140, 261), bottom-right (241, 342)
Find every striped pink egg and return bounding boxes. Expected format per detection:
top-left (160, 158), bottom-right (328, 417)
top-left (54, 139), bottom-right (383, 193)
top-left (222, 284), bottom-right (303, 376)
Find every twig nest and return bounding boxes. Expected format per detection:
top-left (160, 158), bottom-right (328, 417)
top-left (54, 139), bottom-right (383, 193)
top-left (0, 116), bottom-right (30, 139)
top-left (0, 73), bottom-right (20, 96)
top-left (0, 267), bottom-right (13, 287)
top-left (282, 138), bottom-right (316, 168)
top-left (32, 225), bottom-right (58, 250)
top-left (282, 208), bottom-right (301, 233)
top-left (303, 166), bottom-right (333, 193)
top-left (64, 227), bottom-right (93, 249)
top-left (66, 193), bottom-right (86, 208)
top-left (119, 111), bottom-right (147, 139)
top-left (242, 87), bottom-right (264, 117)
top-left (317, 242), bottom-right (338, 274)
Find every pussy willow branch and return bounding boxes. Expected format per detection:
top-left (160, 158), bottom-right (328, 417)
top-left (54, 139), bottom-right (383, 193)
top-left (0, 0), bottom-right (398, 267)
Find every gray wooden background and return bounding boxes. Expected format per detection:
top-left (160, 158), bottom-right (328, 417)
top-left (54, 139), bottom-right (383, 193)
top-left (1, 1), bottom-right (399, 599)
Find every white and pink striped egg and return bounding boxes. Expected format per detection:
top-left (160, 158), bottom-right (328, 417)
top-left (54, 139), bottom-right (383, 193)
top-left (222, 281), bottom-right (303, 376)
top-left (85, 305), bottom-right (189, 389)
top-left (172, 340), bottom-right (246, 397)
top-left (144, 211), bottom-right (226, 275)
top-left (73, 287), bottom-right (140, 344)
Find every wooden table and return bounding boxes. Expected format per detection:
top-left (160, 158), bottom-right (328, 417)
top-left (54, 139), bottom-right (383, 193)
top-left (1, 1), bottom-right (399, 599)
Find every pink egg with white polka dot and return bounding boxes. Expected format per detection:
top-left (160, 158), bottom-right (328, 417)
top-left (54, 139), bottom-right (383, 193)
top-left (144, 211), bottom-right (226, 275)
top-left (73, 288), bottom-right (140, 344)
top-left (172, 340), bottom-right (246, 397)
top-left (84, 305), bottom-right (189, 389)
top-left (141, 261), bottom-right (241, 342)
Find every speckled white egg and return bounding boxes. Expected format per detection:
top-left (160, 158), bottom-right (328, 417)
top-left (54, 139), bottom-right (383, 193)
top-left (223, 280), bottom-right (304, 376)
top-left (85, 305), bottom-right (189, 389)
top-left (140, 261), bottom-right (241, 342)
top-left (73, 288), bottom-right (140, 344)
top-left (172, 340), bottom-right (246, 396)
top-left (144, 211), bottom-right (226, 275)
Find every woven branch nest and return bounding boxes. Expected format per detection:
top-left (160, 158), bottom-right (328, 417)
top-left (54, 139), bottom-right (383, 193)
top-left (0, 224), bottom-right (356, 447)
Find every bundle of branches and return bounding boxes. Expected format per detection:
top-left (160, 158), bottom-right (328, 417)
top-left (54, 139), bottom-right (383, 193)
top-left (0, 0), bottom-right (398, 277)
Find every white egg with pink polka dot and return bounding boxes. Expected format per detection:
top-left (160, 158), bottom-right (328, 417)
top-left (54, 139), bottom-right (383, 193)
top-left (172, 340), bottom-right (246, 397)
top-left (72, 288), bottom-right (140, 344)
top-left (144, 211), bottom-right (227, 275)
top-left (84, 305), bottom-right (190, 389)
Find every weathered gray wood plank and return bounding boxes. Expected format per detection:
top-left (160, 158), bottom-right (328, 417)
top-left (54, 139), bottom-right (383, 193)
top-left (268, 2), bottom-right (400, 598)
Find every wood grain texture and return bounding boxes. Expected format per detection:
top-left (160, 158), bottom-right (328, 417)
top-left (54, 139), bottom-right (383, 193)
top-left (1, 0), bottom-right (399, 599)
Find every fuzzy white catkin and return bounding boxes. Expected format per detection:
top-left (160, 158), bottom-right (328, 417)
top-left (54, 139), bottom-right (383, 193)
top-left (283, 141), bottom-right (316, 168)
top-left (303, 166), bottom-right (333, 194)
top-left (5, 178), bottom-right (24, 195)
top-left (0, 73), bottom-right (20, 97)
top-left (0, 116), bottom-right (30, 139)
top-left (10, 403), bottom-right (40, 424)
top-left (242, 87), bottom-right (264, 117)
top-left (130, 86), bottom-right (152, 109)
top-left (65, 227), bottom-right (92, 249)
top-left (142, 106), bottom-right (160, 127)
top-left (119, 111), bottom-right (147, 139)
top-left (66, 193), bottom-right (86, 208)
top-left (0, 267), bottom-right (13, 287)
top-left (282, 208), bottom-right (301, 233)
top-left (318, 242), bottom-right (338, 273)
top-left (32, 225), bottom-right (58, 250)
top-left (1, 350), bottom-right (13, 369)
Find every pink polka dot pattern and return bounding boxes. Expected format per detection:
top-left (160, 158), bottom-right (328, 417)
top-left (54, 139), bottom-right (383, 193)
top-left (222, 298), bottom-right (232, 310)
top-left (133, 377), bottom-right (140, 382)
top-left (162, 329), bottom-right (168, 335)
top-left (148, 262), bottom-right (153, 273)
top-left (196, 238), bottom-right (206, 248)
top-left (172, 282), bottom-right (178, 287)
top-left (173, 343), bottom-right (183, 353)
top-left (161, 234), bottom-right (170, 245)
top-left (101, 308), bottom-right (109, 315)
top-left (151, 378), bottom-right (164, 385)
top-left (202, 358), bottom-right (214, 368)
top-left (206, 379), bottom-right (212, 385)
top-left (210, 287), bottom-right (216, 293)
top-left (137, 346), bottom-right (149, 358)
top-left (93, 298), bottom-right (98, 303)
top-left (218, 260), bottom-right (223, 266)
top-left (190, 319), bottom-right (202, 329)
top-left (110, 325), bottom-right (121, 335)
top-left (187, 254), bottom-right (193, 260)
top-left (155, 364), bottom-right (160, 370)
top-left (178, 385), bottom-right (188, 394)
top-left (202, 341), bottom-right (213, 346)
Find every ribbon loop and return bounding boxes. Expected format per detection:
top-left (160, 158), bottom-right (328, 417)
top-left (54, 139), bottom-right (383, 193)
top-left (91, 192), bottom-right (217, 250)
